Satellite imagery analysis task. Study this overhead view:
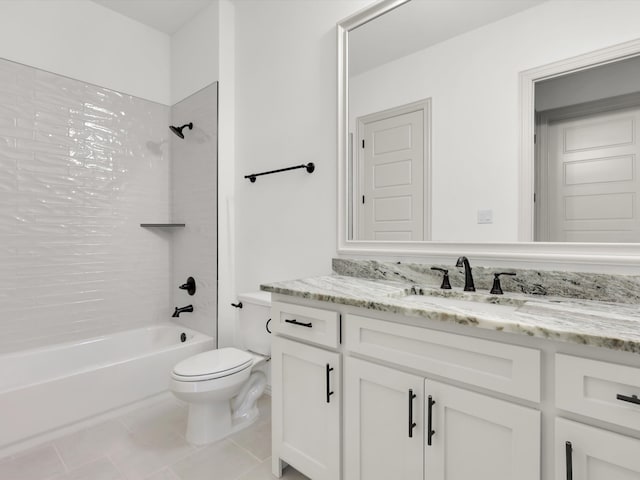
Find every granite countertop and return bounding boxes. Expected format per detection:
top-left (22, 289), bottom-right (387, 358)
top-left (261, 274), bottom-right (640, 354)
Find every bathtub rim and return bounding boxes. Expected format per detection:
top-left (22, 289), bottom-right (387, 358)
top-left (0, 322), bottom-right (213, 395)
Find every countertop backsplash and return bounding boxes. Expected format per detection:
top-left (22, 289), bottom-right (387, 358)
top-left (332, 258), bottom-right (640, 305)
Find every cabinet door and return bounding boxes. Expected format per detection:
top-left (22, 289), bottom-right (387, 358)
top-left (271, 336), bottom-right (340, 480)
top-left (344, 356), bottom-right (424, 480)
top-left (425, 380), bottom-right (540, 480)
top-left (556, 418), bottom-right (640, 479)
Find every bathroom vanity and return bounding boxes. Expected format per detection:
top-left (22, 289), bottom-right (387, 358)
top-left (264, 261), bottom-right (640, 480)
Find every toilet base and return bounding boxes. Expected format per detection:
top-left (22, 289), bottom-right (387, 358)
top-left (185, 402), bottom-right (260, 445)
top-left (183, 371), bottom-right (267, 446)
top-left (185, 401), bottom-right (230, 445)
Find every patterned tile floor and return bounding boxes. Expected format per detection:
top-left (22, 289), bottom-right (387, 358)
top-left (0, 395), bottom-right (308, 480)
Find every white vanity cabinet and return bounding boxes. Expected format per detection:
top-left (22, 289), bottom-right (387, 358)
top-left (554, 355), bottom-right (640, 479)
top-left (555, 418), bottom-right (640, 479)
top-left (270, 302), bottom-right (341, 480)
top-left (344, 314), bottom-right (541, 480)
top-left (270, 295), bottom-right (640, 480)
top-left (426, 380), bottom-right (540, 480)
top-left (344, 357), bottom-right (424, 480)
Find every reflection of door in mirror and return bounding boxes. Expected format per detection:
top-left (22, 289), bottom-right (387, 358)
top-left (534, 56), bottom-right (640, 243)
top-left (354, 100), bottom-right (431, 240)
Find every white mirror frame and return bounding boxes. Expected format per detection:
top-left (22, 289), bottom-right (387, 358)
top-left (337, 0), bottom-right (640, 273)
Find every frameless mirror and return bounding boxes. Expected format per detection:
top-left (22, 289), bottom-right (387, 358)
top-left (339, 0), bottom-right (640, 250)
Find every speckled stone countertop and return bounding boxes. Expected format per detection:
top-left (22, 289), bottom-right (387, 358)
top-left (261, 274), bottom-right (640, 354)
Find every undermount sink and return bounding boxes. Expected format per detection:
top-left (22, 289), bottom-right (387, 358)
top-left (401, 293), bottom-right (521, 316)
top-left (396, 285), bottom-right (530, 316)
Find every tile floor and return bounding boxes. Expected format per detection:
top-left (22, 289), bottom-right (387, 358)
top-left (0, 395), bottom-right (309, 480)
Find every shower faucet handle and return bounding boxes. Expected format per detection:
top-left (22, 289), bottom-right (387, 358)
top-left (179, 277), bottom-right (196, 296)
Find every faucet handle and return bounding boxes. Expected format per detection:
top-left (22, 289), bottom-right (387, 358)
top-left (430, 267), bottom-right (452, 289)
top-left (490, 272), bottom-right (516, 295)
top-left (178, 277), bottom-right (196, 296)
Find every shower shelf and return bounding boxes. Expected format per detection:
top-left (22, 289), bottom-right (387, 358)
top-left (140, 223), bottom-right (186, 228)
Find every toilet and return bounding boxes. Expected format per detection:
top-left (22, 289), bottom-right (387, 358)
top-left (170, 291), bottom-right (271, 445)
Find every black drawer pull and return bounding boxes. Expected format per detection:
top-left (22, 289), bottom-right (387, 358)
top-left (616, 393), bottom-right (640, 405)
top-left (326, 364), bottom-right (334, 403)
top-left (284, 318), bottom-right (312, 328)
top-left (427, 395), bottom-right (436, 446)
top-left (408, 389), bottom-right (417, 438)
top-left (565, 441), bottom-right (573, 480)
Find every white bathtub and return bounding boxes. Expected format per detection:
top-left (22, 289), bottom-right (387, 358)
top-left (0, 323), bottom-right (214, 452)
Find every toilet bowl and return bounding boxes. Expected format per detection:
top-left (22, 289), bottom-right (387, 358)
top-left (170, 291), bottom-right (272, 445)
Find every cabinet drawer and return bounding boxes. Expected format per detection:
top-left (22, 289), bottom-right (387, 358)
top-left (556, 354), bottom-right (640, 430)
top-left (345, 314), bottom-right (540, 402)
top-left (271, 301), bottom-right (340, 348)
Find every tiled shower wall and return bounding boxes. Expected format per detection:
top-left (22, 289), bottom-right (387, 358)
top-left (171, 83), bottom-right (218, 338)
top-left (0, 58), bottom-right (172, 353)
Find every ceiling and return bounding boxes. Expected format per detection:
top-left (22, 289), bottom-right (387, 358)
top-left (91, 0), bottom-right (215, 34)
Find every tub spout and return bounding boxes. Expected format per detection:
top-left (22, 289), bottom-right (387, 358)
top-left (172, 305), bottom-right (193, 317)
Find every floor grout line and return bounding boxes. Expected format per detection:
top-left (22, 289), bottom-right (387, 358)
top-left (106, 453), bottom-right (127, 480)
top-left (228, 437), bottom-right (268, 464)
top-left (117, 417), bottom-right (134, 434)
top-left (51, 442), bottom-right (70, 474)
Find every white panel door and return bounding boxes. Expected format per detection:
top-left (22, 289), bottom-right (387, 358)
top-left (555, 418), bottom-right (640, 479)
top-left (359, 109), bottom-right (425, 241)
top-left (271, 336), bottom-right (340, 480)
top-left (425, 380), bottom-right (540, 480)
top-left (344, 356), bottom-right (423, 480)
top-left (545, 107), bottom-right (640, 242)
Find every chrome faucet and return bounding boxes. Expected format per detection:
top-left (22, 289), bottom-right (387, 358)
top-left (455, 256), bottom-right (475, 292)
top-left (172, 305), bottom-right (193, 317)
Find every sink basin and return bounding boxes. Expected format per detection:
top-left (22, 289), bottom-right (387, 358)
top-left (401, 294), bottom-right (520, 316)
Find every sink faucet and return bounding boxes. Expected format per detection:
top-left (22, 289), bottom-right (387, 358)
top-left (172, 305), bottom-right (193, 317)
top-left (455, 256), bottom-right (475, 292)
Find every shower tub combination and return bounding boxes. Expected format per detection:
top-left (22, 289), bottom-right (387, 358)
top-left (0, 323), bottom-right (213, 454)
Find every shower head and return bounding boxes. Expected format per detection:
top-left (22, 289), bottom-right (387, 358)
top-left (169, 122), bottom-right (193, 139)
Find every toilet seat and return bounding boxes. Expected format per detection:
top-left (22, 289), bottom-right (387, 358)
top-left (172, 347), bottom-right (253, 382)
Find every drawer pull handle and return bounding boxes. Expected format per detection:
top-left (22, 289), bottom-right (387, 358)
top-left (565, 441), bottom-right (573, 480)
top-left (427, 395), bottom-right (436, 446)
top-left (616, 393), bottom-right (640, 405)
top-left (284, 318), bottom-right (312, 328)
top-left (408, 389), bottom-right (417, 438)
top-left (326, 364), bottom-right (334, 403)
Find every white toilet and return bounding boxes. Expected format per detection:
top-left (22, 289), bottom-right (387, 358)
top-left (170, 291), bottom-right (271, 445)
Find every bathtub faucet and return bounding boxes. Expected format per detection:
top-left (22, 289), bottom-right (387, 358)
top-left (172, 305), bottom-right (194, 317)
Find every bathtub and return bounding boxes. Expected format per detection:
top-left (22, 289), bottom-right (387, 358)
top-left (0, 323), bottom-right (214, 452)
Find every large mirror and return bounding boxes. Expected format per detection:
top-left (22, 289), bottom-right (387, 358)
top-left (337, 0), bottom-right (640, 269)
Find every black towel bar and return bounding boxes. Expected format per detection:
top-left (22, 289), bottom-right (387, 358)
top-left (245, 163), bottom-right (315, 183)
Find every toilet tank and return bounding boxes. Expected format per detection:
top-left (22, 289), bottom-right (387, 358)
top-left (237, 291), bottom-right (272, 356)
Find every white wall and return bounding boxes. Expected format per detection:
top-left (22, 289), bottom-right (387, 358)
top-left (170, 1), bottom-right (220, 105)
top-left (0, 0), bottom-right (171, 105)
top-left (349, 0), bottom-right (640, 242)
top-left (232, 0), bottom-right (372, 297)
top-left (216, 0), bottom-right (237, 347)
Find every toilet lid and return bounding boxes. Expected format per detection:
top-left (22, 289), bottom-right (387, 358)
top-left (172, 347), bottom-right (253, 381)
